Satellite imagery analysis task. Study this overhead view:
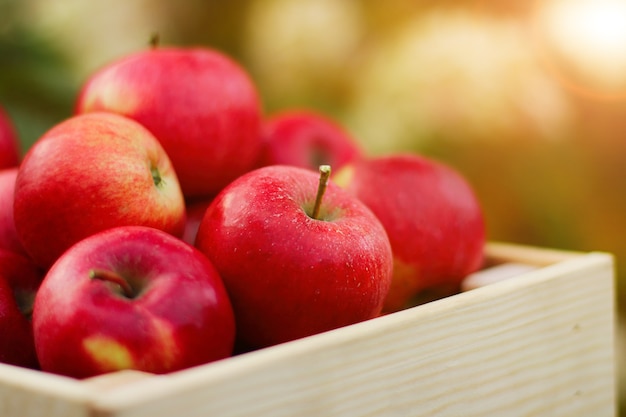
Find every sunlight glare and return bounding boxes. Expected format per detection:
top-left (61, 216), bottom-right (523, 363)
top-left (535, 0), bottom-right (626, 96)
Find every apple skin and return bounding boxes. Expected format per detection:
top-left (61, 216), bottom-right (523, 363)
top-left (257, 109), bottom-right (363, 171)
top-left (13, 112), bottom-right (186, 269)
top-left (334, 153), bottom-right (486, 312)
top-left (0, 249), bottom-right (45, 369)
top-left (0, 168), bottom-right (27, 256)
top-left (195, 165), bottom-right (393, 349)
top-left (75, 46), bottom-right (263, 199)
top-left (0, 105), bottom-right (21, 169)
top-left (33, 226), bottom-right (236, 379)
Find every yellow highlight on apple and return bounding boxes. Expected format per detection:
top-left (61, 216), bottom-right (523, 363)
top-left (83, 336), bottom-right (135, 371)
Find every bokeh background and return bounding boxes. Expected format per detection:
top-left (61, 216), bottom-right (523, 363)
top-left (1, 0), bottom-right (625, 412)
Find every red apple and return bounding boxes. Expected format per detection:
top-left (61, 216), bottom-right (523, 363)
top-left (334, 153), bottom-right (486, 312)
top-left (0, 249), bottom-right (44, 369)
top-left (257, 109), bottom-right (363, 171)
top-left (75, 45), bottom-right (263, 199)
top-left (195, 164), bottom-right (393, 349)
top-left (0, 168), bottom-right (26, 256)
top-left (14, 112), bottom-right (186, 269)
top-left (33, 226), bottom-right (235, 379)
top-left (0, 105), bottom-right (21, 169)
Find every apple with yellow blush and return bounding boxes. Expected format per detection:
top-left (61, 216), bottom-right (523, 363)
top-left (32, 226), bottom-right (235, 378)
top-left (334, 153), bottom-right (486, 312)
top-left (257, 109), bottom-right (363, 172)
top-left (75, 45), bottom-right (263, 199)
top-left (13, 112), bottom-right (186, 269)
top-left (195, 165), bottom-right (393, 349)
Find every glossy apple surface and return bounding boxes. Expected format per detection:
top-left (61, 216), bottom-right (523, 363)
top-left (0, 249), bottom-right (44, 368)
top-left (257, 109), bottom-right (363, 171)
top-left (75, 46), bottom-right (263, 199)
top-left (195, 165), bottom-right (393, 349)
top-left (0, 168), bottom-right (26, 256)
top-left (33, 226), bottom-right (236, 379)
top-left (334, 153), bottom-right (486, 312)
top-left (0, 105), bottom-right (21, 169)
top-left (14, 112), bottom-right (186, 269)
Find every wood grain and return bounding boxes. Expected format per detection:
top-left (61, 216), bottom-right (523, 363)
top-left (94, 248), bottom-right (616, 417)
top-left (0, 243), bottom-right (616, 417)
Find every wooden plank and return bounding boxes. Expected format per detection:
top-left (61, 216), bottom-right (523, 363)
top-left (484, 241), bottom-right (584, 266)
top-left (461, 262), bottom-right (540, 291)
top-left (0, 363), bottom-right (90, 417)
top-left (88, 250), bottom-right (616, 417)
top-left (83, 370), bottom-right (153, 391)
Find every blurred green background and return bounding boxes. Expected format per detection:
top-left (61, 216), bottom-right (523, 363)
top-left (1, 0), bottom-right (625, 411)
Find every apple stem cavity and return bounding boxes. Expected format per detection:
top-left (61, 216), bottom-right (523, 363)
top-left (151, 165), bottom-right (164, 188)
top-left (312, 165), bottom-right (331, 220)
top-left (15, 290), bottom-right (35, 320)
top-left (89, 269), bottom-right (135, 299)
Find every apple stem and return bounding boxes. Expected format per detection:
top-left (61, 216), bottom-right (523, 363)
top-left (89, 269), bottom-right (135, 298)
top-left (149, 32), bottom-right (160, 49)
top-left (312, 165), bottom-right (331, 220)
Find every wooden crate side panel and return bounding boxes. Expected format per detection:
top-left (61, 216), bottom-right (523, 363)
top-left (484, 242), bottom-right (584, 267)
top-left (93, 252), bottom-right (616, 417)
top-left (0, 363), bottom-right (90, 417)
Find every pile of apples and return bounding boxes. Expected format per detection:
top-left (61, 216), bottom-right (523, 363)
top-left (0, 42), bottom-right (485, 379)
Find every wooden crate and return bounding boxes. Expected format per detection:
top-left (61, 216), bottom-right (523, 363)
top-left (0, 242), bottom-right (616, 417)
